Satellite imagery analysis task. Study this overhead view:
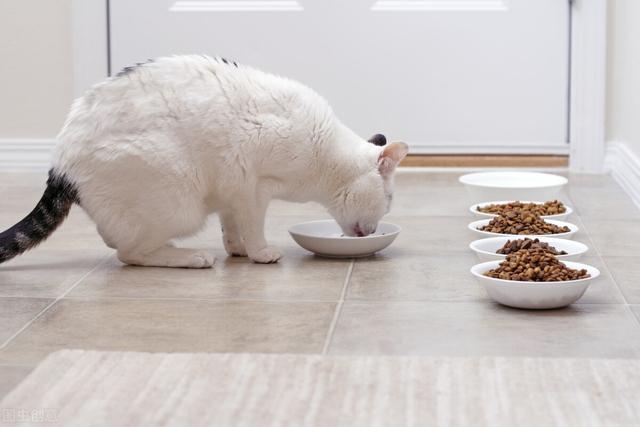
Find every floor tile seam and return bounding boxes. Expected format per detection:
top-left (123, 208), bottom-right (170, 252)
top-left (341, 299), bottom-right (626, 305)
top-left (0, 254), bottom-right (110, 352)
top-left (625, 305), bottom-right (640, 328)
top-left (321, 259), bottom-right (354, 355)
top-left (588, 225), bottom-right (632, 306)
top-left (0, 363), bottom-right (36, 368)
top-left (322, 301), bottom-right (628, 309)
top-left (59, 295), bottom-right (340, 304)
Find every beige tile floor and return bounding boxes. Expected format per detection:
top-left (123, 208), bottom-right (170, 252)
top-left (2, 170), bottom-right (640, 397)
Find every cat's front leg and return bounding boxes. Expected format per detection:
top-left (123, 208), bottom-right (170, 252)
top-left (233, 193), bottom-right (282, 264)
top-left (219, 211), bottom-right (247, 257)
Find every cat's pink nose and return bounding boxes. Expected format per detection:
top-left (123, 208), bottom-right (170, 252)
top-left (354, 224), bottom-right (375, 237)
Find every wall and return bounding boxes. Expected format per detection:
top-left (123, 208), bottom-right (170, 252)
top-left (606, 0), bottom-right (640, 155)
top-left (0, 1), bottom-right (635, 157)
top-left (0, 0), bottom-right (73, 139)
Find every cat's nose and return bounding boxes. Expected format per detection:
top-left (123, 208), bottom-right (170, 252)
top-left (354, 224), bottom-right (364, 237)
top-left (354, 223), bottom-right (376, 237)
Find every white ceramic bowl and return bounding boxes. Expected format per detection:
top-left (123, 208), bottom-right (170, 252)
top-left (469, 236), bottom-right (589, 262)
top-left (469, 200), bottom-right (573, 220)
top-left (468, 219), bottom-right (578, 239)
top-left (288, 220), bottom-right (400, 258)
top-left (471, 260), bottom-right (600, 309)
top-left (459, 172), bottom-right (568, 202)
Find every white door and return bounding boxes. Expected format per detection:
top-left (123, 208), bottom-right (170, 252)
top-left (110, 0), bottom-right (569, 154)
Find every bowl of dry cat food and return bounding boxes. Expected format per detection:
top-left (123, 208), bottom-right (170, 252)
top-left (459, 172), bottom-right (567, 201)
top-left (469, 236), bottom-right (588, 262)
top-left (470, 200), bottom-right (572, 220)
top-left (470, 248), bottom-right (600, 309)
top-left (468, 210), bottom-right (578, 239)
top-left (288, 220), bottom-right (401, 258)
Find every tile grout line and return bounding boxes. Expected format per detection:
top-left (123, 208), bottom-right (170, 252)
top-left (626, 305), bottom-right (640, 328)
top-left (59, 296), bottom-right (349, 304)
top-left (0, 362), bottom-right (36, 368)
top-left (597, 250), bottom-right (640, 327)
top-left (578, 213), bottom-right (640, 327)
top-left (17, 294), bottom-right (629, 305)
top-left (0, 255), bottom-right (111, 351)
top-left (321, 259), bottom-right (354, 355)
top-left (580, 214), bottom-right (631, 305)
top-left (598, 256), bottom-right (631, 304)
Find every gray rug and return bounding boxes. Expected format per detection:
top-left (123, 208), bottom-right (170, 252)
top-left (2, 350), bottom-right (640, 426)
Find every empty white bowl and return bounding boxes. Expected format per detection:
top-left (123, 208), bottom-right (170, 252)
top-left (288, 220), bottom-right (400, 258)
top-left (468, 219), bottom-right (578, 239)
top-left (471, 260), bottom-right (600, 309)
top-left (459, 172), bottom-right (568, 202)
top-left (469, 236), bottom-right (589, 262)
top-left (469, 201), bottom-right (573, 221)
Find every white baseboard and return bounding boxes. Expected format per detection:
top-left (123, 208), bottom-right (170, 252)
top-left (0, 138), bottom-right (570, 173)
top-left (0, 139), bottom-right (55, 172)
top-left (605, 141), bottom-right (640, 209)
top-left (408, 141), bottom-right (569, 155)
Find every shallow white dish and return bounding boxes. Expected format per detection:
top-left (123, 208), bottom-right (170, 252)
top-left (469, 200), bottom-right (573, 221)
top-left (471, 260), bottom-right (600, 309)
top-left (468, 218), bottom-right (578, 239)
top-left (288, 220), bottom-right (400, 258)
top-left (459, 172), bottom-right (568, 202)
top-left (469, 236), bottom-right (588, 262)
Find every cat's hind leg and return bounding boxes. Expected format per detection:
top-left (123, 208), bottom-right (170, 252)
top-left (86, 194), bottom-right (215, 268)
top-left (112, 219), bottom-right (216, 268)
top-left (111, 208), bottom-right (215, 268)
top-left (118, 244), bottom-right (215, 268)
top-left (96, 225), bottom-right (117, 249)
top-left (76, 147), bottom-right (216, 268)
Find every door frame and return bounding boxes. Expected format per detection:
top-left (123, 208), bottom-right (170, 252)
top-left (568, 0), bottom-right (607, 173)
top-left (72, 0), bottom-right (607, 172)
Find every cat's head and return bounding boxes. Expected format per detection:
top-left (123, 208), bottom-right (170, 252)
top-left (329, 140), bottom-right (408, 237)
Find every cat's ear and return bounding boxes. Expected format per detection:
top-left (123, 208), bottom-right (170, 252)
top-left (368, 134), bottom-right (387, 146)
top-left (378, 142), bottom-right (409, 177)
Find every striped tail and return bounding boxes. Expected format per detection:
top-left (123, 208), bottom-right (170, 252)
top-left (0, 169), bottom-right (78, 264)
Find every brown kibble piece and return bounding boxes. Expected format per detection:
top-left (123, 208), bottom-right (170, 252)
top-left (478, 210), bottom-right (570, 235)
top-left (477, 200), bottom-right (567, 217)
top-left (484, 248), bottom-right (589, 282)
top-left (496, 238), bottom-right (568, 255)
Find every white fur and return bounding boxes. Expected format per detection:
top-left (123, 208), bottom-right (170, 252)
top-left (53, 55), bottom-right (408, 268)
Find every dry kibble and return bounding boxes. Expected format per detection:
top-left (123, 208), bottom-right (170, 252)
top-left (496, 238), bottom-right (568, 255)
top-left (478, 211), bottom-right (570, 235)
top-left (478, 200), bottom-right (566, 217)
top-left (484, 248), bottom-right (589, 282)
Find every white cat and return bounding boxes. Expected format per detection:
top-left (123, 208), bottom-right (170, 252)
top-left (0, 55), bottom-right (408, 268)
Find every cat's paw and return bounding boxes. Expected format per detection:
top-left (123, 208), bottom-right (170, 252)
top-left (186, 251), bottom-right (216, 268)
top-left (249, 246), bottom-right (282, 264)
top-left (224, 238), bottom-right (248, 257)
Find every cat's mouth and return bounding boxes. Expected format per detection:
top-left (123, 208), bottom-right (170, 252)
top-left (353, 223), bottom-right (376, 237)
